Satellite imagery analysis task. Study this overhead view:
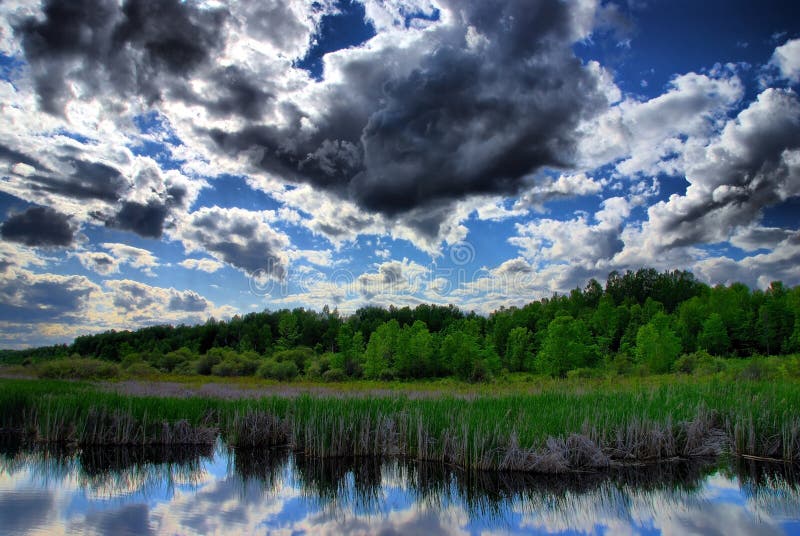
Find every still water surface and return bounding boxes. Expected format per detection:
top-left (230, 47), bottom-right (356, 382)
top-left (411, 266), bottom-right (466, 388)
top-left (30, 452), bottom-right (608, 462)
top-left (1, 441), bottom-right (799, 535)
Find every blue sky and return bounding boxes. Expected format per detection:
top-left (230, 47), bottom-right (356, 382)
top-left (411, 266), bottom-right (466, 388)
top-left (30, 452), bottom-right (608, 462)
top-left (0, 0), bottom-right (799, 347)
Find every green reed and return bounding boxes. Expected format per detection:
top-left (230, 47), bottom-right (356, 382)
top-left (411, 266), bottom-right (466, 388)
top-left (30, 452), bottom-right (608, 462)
top-left (1, 377), bottom-right (798, 471)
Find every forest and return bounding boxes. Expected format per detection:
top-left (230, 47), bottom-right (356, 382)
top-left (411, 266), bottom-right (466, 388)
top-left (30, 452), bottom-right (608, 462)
top-left (2, 268), bottom-right (800, 382)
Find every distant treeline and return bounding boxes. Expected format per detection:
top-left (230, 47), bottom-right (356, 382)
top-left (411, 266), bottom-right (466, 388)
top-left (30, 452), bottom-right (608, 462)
top-left (3, 268), bottom-right (800, 380)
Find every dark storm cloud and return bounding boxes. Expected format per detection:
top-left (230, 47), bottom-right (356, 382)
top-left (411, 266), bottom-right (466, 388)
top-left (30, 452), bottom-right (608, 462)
top-left (182, 208), bottom-right (288, 277)
top-left (203, 239), bottom-right (285, 276)
top-left (16, 0), bottom-right (228, 114)
top-left (193, 66), bottom-right (275, 119)
top-left (0, 143), bottom-right (48, 171)
top-left (207, 0), bottom-right (606, 229)
top-left (1, 206), bottom-right (76, 247)
top-left (110, 200), bottom-right (170, 238)
top-left (28, 159), bottom-right (127, 202)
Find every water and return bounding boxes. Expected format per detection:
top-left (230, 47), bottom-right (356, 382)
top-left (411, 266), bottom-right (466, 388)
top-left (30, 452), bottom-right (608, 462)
top-left (1, 441), bottom-right (799, 535)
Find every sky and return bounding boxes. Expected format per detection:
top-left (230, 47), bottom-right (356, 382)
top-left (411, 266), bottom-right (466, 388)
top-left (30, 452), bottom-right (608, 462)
top-left (0, 0), bottom-right (799, 348)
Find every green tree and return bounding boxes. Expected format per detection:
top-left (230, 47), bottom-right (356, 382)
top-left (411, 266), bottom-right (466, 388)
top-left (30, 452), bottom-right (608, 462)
top-left (505, 326), bottom-right (533, 372)
top-left (441, 330), bottom-right (482, 380)
top-left (536, 315), bottom-right (595, 377)
top-left (332, 324), bottom-right (365, 376)
top-left (675, 296), bottom-right (708, 353)
top-left (395, 321), bottom-right (433, 378)
top-left (363, 320), bottom-right (400, 379)
top-left (277, 312), bottom-right (300, 350)
top-left (590, 295), bottom-right (621, 355)
top-left (635, 313), bottom-right (681, 373)
top-left (698, 313), bottom-right (730, 356)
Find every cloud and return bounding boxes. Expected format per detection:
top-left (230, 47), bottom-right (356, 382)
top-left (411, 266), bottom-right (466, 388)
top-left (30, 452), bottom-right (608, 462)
top-left (693, 232), bottom-right (800, 289)
top-left (641, 88), bottom-right (800, 252)
top-left (510, 196), bottom-right (631, 267)
top-left (15, 0), bottom-right (229, 114)
top-left (515, 172), bottom-right (604, 211)
top-left (0, 142), bottom-right (49, 172)
top-left (180, 258), bottom-right (225, 273)
top-left (76, 251), bottom-right (119, 276)
top-left (167, 290), bottom-right (209, 312)
top-left (177, 206), bottom-right (290, 278)
top-left (104, 158), bottom-right (203, 239)
top-left (76, 242), bottom-right (159, 276)
top-left (577, 70), bottom-right (744, 177)
top-left (196, 0), bottom-right (609, 235)
top-left (771, 38), bottom-right (800, 83)
top-left (103, 278), bottom-right (223, 324)
top-left (0, 267), bottom-right (99, 323)
top-left (0, 206), bottom-right (76, 247)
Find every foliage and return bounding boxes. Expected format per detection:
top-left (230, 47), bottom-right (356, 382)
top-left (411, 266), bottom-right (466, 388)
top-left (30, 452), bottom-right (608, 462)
top-left (698, 313), bottom-right (730, 355)
top-left (38, 358), bottom-right (119, 380)
top-left (211, 351), bottom-right (260, 377)
top-left (257, 359), bottom-right (299, 381)
top-left (537, 315), bottom-right (595, 377)
top-left (635, 313), bottom-right (681, 374)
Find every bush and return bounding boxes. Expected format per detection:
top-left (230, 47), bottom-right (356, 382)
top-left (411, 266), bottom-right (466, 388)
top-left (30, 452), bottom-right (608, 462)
top-left (125, 362), bottom-right (160, 377)
top-left (211, 354), bottom-right (260, 377)
top-left (120, 352), bottom-right (143, 369)
top-left (257, 359), bottom-right (298, 381)
top-left (38, 358), bottom-right (119, 380)
top-left (157, 347), bottom-right (196, 372)
top-left (322, 368), bottom-right (346, 382)
top-left (304, 360), bottom-right (323, 380)
top-left (378, 368), bottom-right (396, 381)
top-left (195, 348), bottom-right (227, 375)
top-left (172, 360), bottom-right (198, 376)
top-left (271, 347), bottom-right (315, 370)
top-left (469, 359), bottom-right (492, 383)
top-left (609, 352), bottom-right (633, 376)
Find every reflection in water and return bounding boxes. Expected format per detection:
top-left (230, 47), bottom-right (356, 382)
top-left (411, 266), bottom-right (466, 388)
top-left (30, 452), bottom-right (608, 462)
top-left (1, 437), bottom-right (799, 535)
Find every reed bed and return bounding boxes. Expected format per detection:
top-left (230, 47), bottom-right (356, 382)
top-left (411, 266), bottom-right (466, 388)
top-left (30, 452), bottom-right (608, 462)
top-left (1, 378), bottom-right (798, 472)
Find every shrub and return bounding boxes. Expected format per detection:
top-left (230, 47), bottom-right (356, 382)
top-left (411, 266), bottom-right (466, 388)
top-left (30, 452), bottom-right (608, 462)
top-left (211, 354), bottom-right (260, 377)
top-left (304, 354), bottom-right (332, 380)
top-left (271, 347), bottom-right (315, 370)
top-left (322, 368), bottom-right (346, 382)
top-left (38, 358), bottom-right (119, 380)
top-left (157, 347), bottom-right (196, 372)
top-left (609, 352), bottom-right (633, 376)
top-left (172, 360), bottom-right (198, 376)
top-left (195, 348), bottom-right (228, 375)
top-left (304, 360), bottom-right (323, 380)
top-left (125, 362), bottom-right (160, 377)
top-left (378, 368), bottom-right (396, 381)
top-left (120, 352), bottom-right (143, 369)
top-left (257, 359), bottom-right (298, 381)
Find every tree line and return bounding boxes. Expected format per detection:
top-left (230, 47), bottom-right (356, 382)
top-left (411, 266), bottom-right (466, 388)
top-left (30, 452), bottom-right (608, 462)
top-left (3, 268), bottom-right (800, 381)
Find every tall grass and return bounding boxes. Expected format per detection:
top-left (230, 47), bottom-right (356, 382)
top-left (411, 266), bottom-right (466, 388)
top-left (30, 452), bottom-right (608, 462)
top-left (1, 378), bottom-right (799, 471)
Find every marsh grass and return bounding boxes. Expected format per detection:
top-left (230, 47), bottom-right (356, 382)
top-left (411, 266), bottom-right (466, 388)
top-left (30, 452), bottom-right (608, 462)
top-left (2, 377), bottom-right (799, 472)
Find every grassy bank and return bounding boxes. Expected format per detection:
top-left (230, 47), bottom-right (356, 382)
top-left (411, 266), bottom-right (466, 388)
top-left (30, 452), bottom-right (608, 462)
top-left (1, 377), bottom-right (798, 472)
